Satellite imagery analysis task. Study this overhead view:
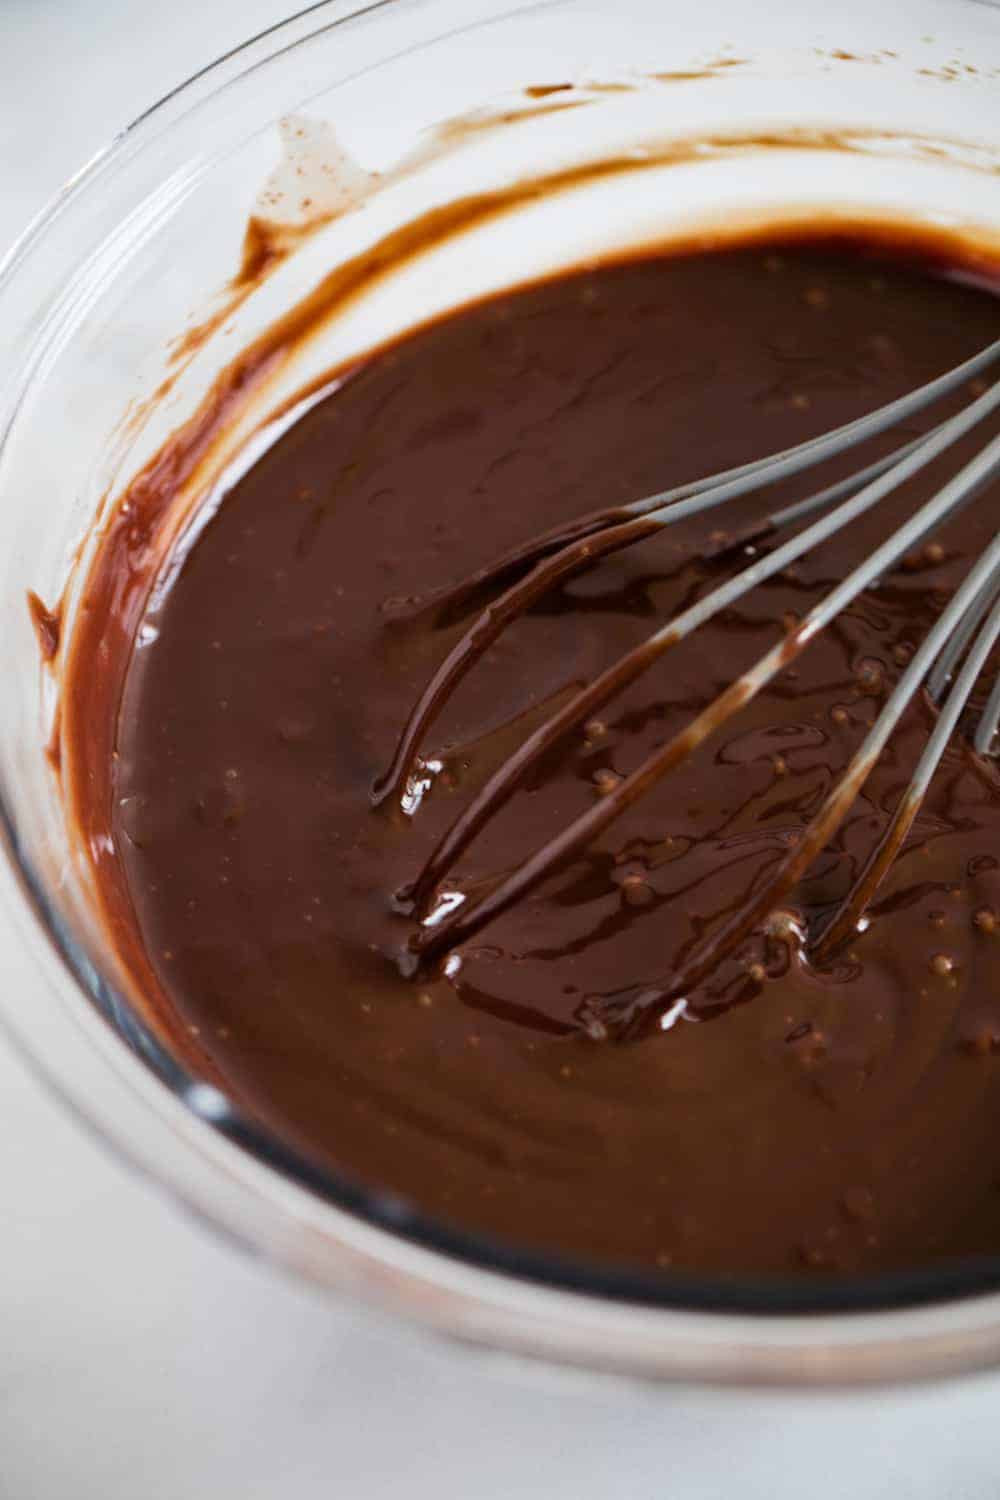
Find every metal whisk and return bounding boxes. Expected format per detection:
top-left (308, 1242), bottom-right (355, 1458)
top-left (379, 338), bottom-right (1000, 1032)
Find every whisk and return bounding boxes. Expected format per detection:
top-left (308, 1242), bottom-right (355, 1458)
top-left (378, 338), bottom-right (1000, 1035)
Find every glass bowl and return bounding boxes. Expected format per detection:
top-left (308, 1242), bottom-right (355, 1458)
top-left (2, 0), bottom-right (1000, 1385)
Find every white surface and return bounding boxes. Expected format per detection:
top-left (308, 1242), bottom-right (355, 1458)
top-left (3, 3), bottom-right (1000, 1496)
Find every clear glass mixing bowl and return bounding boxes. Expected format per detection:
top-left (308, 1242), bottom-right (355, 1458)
top-left (2, 0), bottom-right (1000, 1385)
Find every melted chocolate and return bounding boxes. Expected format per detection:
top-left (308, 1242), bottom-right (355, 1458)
top-left (105, 239), bottom-right (1000, 1278)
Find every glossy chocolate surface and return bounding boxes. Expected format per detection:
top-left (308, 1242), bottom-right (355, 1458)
top-left (108, 240), bottom-right (1000, 1276)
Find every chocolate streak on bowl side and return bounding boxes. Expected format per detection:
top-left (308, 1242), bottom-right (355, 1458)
top-left (27, 590), bottom-right (61, 662)
top-left (58, 214), bottom-right (1000, 1281)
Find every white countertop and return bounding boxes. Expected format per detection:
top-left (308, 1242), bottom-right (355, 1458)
top-left (3, 4), bottom-right (1000, 1495)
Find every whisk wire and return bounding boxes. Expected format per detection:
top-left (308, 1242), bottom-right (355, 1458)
top-left (926, 573), bottom-right (999, 701)
top-left (813, 564), bottom-right (1000, 962)
top-left (977, 674), bottom-right (1000, 757)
